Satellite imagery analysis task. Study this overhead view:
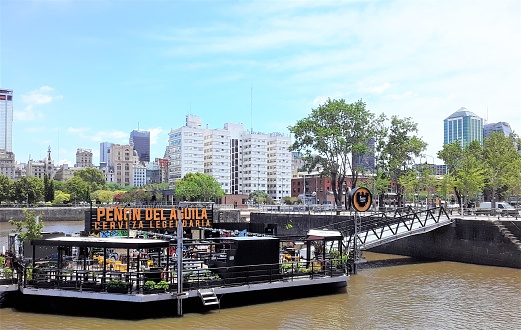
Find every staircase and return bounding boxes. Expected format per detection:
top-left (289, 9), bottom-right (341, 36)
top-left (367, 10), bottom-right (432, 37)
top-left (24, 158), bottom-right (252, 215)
top-left (198, 288), bottom-right (220, 307)
top-left (491, 220), bottom-right (521, 251)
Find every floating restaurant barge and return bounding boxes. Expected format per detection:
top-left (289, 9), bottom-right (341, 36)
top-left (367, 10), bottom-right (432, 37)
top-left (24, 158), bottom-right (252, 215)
top-left (0, 206), bottom-right (349, 318)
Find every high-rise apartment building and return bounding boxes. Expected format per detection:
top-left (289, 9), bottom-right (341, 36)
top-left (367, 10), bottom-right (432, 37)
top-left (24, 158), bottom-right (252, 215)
top-left (166, 115), bottom-right (292, 200)
top-left (130, 130), bottom-right (150, 162)
top-left (167, 115), bottom-right (205, 181)
top-left (443, 107), bottom-right (483, 148)
top-left (0, 89), bottom-right (13, 152)
top-left (483, 122), bottom-right (512, 138)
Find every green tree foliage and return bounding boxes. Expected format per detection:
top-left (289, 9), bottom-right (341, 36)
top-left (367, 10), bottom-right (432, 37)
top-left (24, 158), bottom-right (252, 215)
top-left (376, 116), bottom-right (427, 206)
top-left (282, 196), bottom-right (302, 205)
top-left (456, 143), bottom-right (486, 204)
top-left (289, 98), bottom-right (383, 207)
top-left (483, 132), bottom-right (521, 203)
top-left (9, 209), bottom-right (44, 241)
top-left (398, 169), bottom-right (419, 205)
top-left (107, 182), bottom-right (133, 192)
top-left (175, 172), bottom-right (224, 202)
top-left (120, 189), bottom-right (153, 203)
top-left (53, 190), bottom-right (70, 204)
top-left (12, 177), bottom-right (44, 204)
top-left (91, 190), bottom-right (115, 204)
top-left (64, 176), bottom-right (90, 202)
top-left (143, 183), bottom-right (170, 191)
top-left (438, 141), bottom-right (465, 204)
top-left (249, 190), bottom-right (273, 204)
top-left (0, 174), bottom-right (12, 204)
top-left (74, 168), bottom-right (106, 192)
top-left (43, 174), bottom-right (55, 202)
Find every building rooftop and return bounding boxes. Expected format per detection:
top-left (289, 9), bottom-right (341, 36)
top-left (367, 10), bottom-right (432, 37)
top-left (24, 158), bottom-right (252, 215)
top-left (445, 107), bottom-right (481, 120)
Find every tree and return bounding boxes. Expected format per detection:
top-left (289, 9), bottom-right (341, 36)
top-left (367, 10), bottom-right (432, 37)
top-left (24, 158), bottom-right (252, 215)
top-left (289, 98), bottom-right (382, 208)
top-left (437, 141), bottom-right (465, 205)
top-left (0, 174), bottom-right (12, 204)
top-left (483, 132), bottom-right (521, 205)
top-left (53, 190), bottom-right (70, 204)
top-left (64, 176), bottom-right (90, 203)
top-left (398, 168), bottom-right (419, 206)
top-left (249, 190), bottom-right (273, 204)
top-left (43, 174), bottom-right (55, 202)
top-left (175, 172), bottom-right (224, 202)
top-left (9, 209), bottom-right (44, 241)
top-left (12, 177), bottom-right (44, 204)
top-left (120, 189), bottom-right (153, 204)
top-left (74, 168), bottom-right (107, 192)
top-left (91, 190), bottom-right (115, 204)
top-left (376, 116), bottom-right (427, 207)
top-left (456, 145), bottom-right (486, 205)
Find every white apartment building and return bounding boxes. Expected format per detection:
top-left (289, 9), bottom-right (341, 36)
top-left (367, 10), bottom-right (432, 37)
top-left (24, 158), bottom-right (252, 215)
top-left (267, 133), bottom-right (292, 199)
top-left (167, 115), bottom-right (205, 182)
top-left (167, 115), bottom-right (291, 200)
top-left (204, 128), bottom-right (232, 193)
top-left (133, 162), bottom-right (146, 187)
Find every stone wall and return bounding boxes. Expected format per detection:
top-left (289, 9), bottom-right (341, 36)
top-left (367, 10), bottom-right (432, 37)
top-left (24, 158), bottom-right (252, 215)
top-left (0, 207), bottom-right (89, 222)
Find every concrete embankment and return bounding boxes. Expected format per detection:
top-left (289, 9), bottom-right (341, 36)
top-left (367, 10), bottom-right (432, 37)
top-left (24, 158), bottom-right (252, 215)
top-left (369, 217), bottom-right (521, 269)
top-left (250, 213), bottom-right (521, 269)
top-left (0, 207), bottom-right (88, 222)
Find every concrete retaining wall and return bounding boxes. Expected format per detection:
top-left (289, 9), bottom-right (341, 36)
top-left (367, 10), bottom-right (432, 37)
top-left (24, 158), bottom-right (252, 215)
top-left (251, 213), bottom-right (521, 269)
top-left (369, 219), bottom-right (521, 268)
top-left (0, 207), bottom-right (88, 222)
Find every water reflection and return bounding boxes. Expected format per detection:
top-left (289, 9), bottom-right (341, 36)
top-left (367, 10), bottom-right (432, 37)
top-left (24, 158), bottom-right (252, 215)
top-left (0, 221), bottom-right (520, 329)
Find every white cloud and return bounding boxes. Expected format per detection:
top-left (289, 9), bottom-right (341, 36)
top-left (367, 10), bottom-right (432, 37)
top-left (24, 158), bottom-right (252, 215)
top-left (312, 91), bottom-right (350, 106)
top-left (148, 127), bottom-right (163, 145)
top-left (90, 130), bottom-right (128, 143)
top-left (359, 82), bottom-right (392, 94)
top-left (14, 86), bottom-right (63, 121)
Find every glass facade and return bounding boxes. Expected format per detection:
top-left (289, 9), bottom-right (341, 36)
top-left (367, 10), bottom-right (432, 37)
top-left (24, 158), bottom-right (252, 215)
top-left (443, 108), bottom-right (483, 148)
top-left (0, 89), bottom-right (13, 152)
top-left (129, 130), bottom-right (150, 162)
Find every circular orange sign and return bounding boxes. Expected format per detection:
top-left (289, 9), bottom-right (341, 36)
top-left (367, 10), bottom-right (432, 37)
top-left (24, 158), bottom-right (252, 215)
top-left (350, 187), bottom-right (372, 212)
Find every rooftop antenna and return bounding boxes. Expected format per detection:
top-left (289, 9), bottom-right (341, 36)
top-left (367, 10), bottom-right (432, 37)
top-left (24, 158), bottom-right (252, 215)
top-left (137, 122), bottom-right (140, 131)
top-left (250, 86), bottom-right (253, 133)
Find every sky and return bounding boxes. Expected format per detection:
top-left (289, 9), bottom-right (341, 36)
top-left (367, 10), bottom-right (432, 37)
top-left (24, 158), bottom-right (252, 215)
top-left (1, 0), bottom-right (520, 167)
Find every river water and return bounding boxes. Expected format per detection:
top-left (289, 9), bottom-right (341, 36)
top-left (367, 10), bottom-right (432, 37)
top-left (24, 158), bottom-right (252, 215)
top-left (0, 221), bottom-right (520, 329)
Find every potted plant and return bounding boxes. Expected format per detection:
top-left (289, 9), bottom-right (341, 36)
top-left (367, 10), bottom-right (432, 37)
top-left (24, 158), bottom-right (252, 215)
top-left (154, 280), bottom-right (170, 292)
top-left (106, 279), bottom-right (130, 293)
top-left (143, 280), bottom-right (162, 294)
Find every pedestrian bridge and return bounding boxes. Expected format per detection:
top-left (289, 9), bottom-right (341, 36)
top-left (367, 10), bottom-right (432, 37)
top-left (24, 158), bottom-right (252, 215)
top-left (345, 206), bottom-right (453, 251)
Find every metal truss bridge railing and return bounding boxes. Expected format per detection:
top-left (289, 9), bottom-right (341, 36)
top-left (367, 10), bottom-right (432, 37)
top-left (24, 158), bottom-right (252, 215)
top-left (346, 206), bottom-right (453, 252)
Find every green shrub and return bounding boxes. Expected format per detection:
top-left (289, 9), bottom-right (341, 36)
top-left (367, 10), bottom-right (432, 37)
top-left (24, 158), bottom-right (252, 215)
top-left (154, 280), bottom-right (169, 290)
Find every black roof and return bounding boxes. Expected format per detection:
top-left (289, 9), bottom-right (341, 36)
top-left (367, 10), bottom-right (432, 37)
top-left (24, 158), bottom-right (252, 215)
top-left (31, 236), bottom-right (170, 249)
